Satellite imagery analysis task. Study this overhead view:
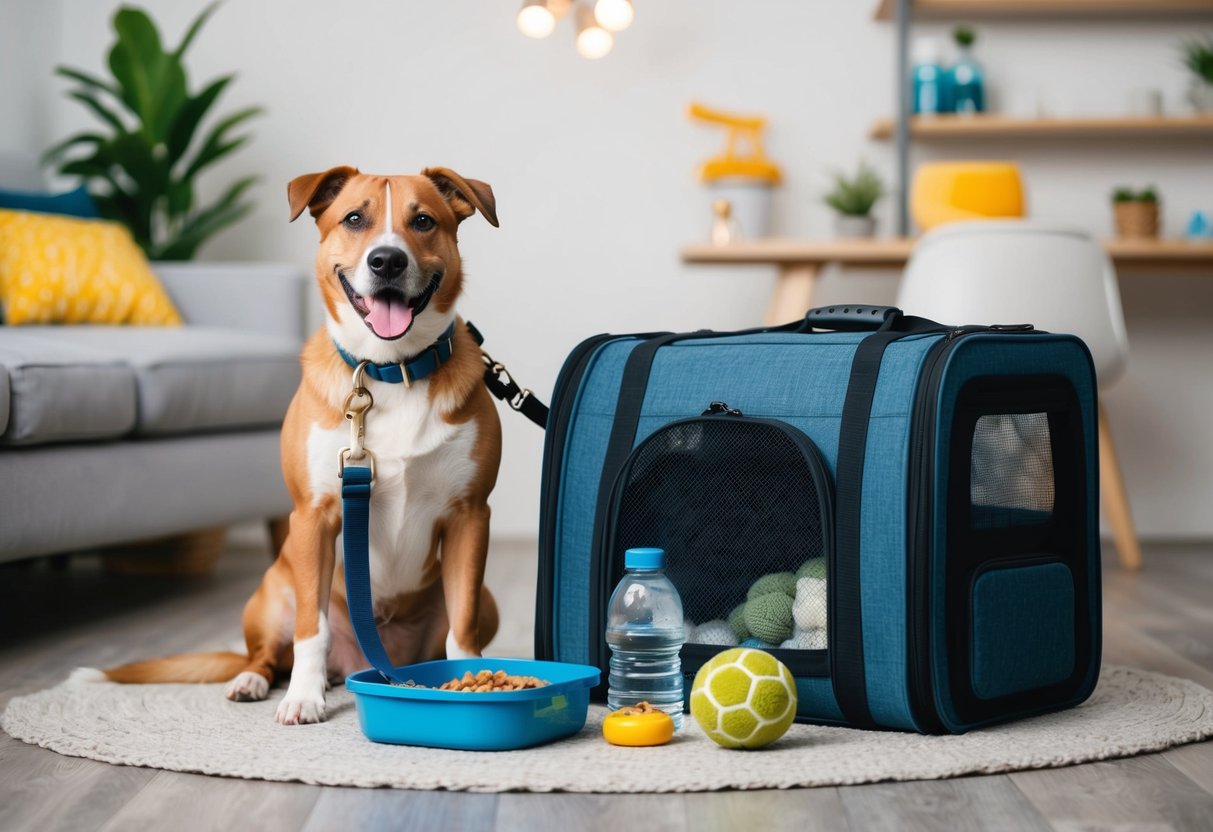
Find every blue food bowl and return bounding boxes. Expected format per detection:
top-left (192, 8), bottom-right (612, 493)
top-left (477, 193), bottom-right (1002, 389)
top-left (346, 658), bottom-right (600, 750)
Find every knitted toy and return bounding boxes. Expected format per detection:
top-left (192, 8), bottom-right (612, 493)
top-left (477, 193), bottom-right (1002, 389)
top-left (688, 619), bottom-right (738, 647)
top-left (793, 575), bottom-right (828, 630)
top-left (746, 571), bottom-right (797, 600)
top-left (780, 626), bottom-right (827, 650)
top-left (727, 602), bottom-right (750, 640)
top-left (744, 591), bottom-right (794, 644)
top-left (796, 558), bottom-right (826, 581)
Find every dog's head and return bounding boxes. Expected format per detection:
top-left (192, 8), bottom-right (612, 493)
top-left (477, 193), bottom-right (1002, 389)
top-left (288, 166), bottom-right (498, 361)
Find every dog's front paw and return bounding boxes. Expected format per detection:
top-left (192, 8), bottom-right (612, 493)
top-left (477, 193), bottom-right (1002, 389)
top-left (225, 671), bottom-right (269, 702)
top-left (275, 692), bottom-right (326, 725)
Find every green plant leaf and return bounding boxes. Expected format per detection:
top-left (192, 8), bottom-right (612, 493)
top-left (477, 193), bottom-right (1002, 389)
top-left (55, 66), bottom-right (121, 98)
top-left (42, 132), bottom-right (107, 165)
top-left (182, 105), bottom-right (261, 180)
top-left (108, 7), bottom-right (163, 123)
top-left (166, 74), bottom-right (232, 164)
top-left (155, 176), bottom-right (255, 260)
top-left (68, 90), bottom-right (128, 134)
top-left (174, 1), bottom-right (221, 59)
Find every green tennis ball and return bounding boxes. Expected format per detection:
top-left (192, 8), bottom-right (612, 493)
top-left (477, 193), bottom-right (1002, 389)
top-left (796, 559), bottom-right (827, 581)
top-left (690, 647), bottom-right (798, 749)
top-left (744, 592), bottom-right (794, 644)
top-left (727, 603), bottom-right (750, 640)
top-left (746, 572), bottom-right (796, 601)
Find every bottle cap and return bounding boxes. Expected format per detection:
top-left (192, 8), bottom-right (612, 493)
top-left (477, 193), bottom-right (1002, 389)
top-left (625, 547), bottom-right (665, 569)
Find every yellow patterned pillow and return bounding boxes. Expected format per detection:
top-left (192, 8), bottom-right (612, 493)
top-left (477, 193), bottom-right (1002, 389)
top-left (0, 209), bottom-right (181, 326)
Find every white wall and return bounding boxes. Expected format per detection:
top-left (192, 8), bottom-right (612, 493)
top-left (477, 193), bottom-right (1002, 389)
top-left (23, 0), bottom-right (1213, 539)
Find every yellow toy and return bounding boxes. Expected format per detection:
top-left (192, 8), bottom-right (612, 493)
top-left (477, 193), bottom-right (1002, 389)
top-left (602, 701), bottom-right (676, 747)
top-left (688, 102), bottom-right (782, 185)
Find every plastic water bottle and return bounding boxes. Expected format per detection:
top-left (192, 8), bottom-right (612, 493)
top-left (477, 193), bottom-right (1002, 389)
top-left (606, 547), bottom-right (685, 729)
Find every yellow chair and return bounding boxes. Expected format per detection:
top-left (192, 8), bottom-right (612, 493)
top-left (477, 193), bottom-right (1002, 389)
top-left (910, 161), bottom-right (1024, 231)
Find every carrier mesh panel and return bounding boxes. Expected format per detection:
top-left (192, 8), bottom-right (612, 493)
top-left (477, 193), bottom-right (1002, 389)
top-left (613, 419), bottom-right (828, 648)
top-left (970, 413), bottom-right (1055, 528)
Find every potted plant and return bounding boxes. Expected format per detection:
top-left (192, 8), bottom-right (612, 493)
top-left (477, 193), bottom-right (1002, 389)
top-left (1112, 187), bottom-right (1160, 239)
top-left (44, 2), bottom-right (261, 261)
top-left (825, 162), bottom-right (885, 238)
top-left (1181, 36), bottom-right (1213, 113)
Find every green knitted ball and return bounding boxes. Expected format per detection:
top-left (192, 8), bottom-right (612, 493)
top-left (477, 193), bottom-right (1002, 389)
top-left (744, 592), bottom-right (794, 644)
top-left (796, 559), bottom-right (827, 581)
top-left (746, 572), bottom-right (797, 601)
top-left (727, 602), bottom-right (751, 640)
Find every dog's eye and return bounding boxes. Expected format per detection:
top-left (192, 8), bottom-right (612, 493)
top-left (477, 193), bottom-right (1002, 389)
top-left (411, 214), bottom-right (436, 232)
top-left (343, 212), bottom-right (364, 229)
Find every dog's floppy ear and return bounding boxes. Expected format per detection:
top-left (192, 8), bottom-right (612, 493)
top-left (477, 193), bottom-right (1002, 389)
top-left (287, 166), bottom-right (360, 222)
top-left (422, 167), bottom-right (499, 228)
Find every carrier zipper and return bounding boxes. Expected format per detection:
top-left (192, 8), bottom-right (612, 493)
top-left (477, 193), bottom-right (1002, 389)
top-left (905, 325), bottom-right (1038, 733)
top-left (534, 333), bottom-right (626, 660)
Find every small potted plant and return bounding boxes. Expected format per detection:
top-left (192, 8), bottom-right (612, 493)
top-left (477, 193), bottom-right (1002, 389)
top-left (824, 162), bottom-right (885, 238)
top-left (1112, 187), bottom-right (1160, 239)
top-left (1181, 36), bottom-right (1213, 113)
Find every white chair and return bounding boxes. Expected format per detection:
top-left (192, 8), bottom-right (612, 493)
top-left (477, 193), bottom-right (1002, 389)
top-left (897, 220), bottom-right (1141, 570)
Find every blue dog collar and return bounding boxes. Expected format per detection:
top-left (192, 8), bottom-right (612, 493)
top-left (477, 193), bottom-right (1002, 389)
top-left (333, 322), bottom-right (458, 386)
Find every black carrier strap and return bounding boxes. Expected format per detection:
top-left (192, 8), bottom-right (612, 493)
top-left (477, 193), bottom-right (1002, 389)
top-left (831, 331), bottom-right (906, 729)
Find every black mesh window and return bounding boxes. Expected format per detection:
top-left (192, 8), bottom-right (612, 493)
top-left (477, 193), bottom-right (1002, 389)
top-left (970, 413), bottom-right (1055, 529)
top-left (610, 417), bottom-right (831, 651)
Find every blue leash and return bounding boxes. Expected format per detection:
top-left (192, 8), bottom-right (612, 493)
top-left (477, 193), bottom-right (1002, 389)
top-left (340, 464), bottom-right (408, 684)
top-left (336, 324), bottom-right (546, 684)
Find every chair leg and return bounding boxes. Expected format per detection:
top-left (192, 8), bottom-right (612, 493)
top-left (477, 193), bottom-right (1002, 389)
top-left (267, 515), bottom-right (290, 560)
top-left (1098, 405), bottom-right (1142, 572)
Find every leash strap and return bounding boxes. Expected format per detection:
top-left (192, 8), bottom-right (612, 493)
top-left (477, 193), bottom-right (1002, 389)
top-left (341, 465), bottom-right (408, 684)
top-left (466, 322), bottom-right (549, 429)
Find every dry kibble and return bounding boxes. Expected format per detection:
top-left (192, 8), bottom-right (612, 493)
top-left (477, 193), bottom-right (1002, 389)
top-left (394, 668), bottom-right (551, 692)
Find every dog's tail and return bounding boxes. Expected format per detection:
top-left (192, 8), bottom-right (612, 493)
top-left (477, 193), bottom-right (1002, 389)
top-left (95, 651), bottom-right (249, 684)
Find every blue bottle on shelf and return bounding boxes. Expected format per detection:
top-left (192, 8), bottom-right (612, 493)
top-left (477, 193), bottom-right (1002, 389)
top-left (606, 547), bottom-right (686, 729)
top-left (912, 38), bottom-right (950, 115)
top-left (949, 34), bottom-right (985, 114)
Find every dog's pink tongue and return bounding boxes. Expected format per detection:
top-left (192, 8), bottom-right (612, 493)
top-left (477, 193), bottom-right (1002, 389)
top-left (365, 294), bottom-right (413, 338)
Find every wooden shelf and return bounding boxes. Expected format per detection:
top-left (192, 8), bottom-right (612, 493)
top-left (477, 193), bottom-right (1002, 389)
top-left (874, 0), bottom-right (1213, 21)
top-left (682, 238), bottom-right (1213, 270)
top-left (869, 114), bottom-right (1213, 140)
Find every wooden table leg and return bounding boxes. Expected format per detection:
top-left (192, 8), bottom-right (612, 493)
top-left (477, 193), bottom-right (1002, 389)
top-left (1098, 405), bottom-right (1143, 572)
top-left (764, 263), bottom-right (820, 326)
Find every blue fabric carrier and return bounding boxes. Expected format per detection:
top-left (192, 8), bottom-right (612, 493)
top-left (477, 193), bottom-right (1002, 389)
top-left (534, 305), bottom-right (1101, 733)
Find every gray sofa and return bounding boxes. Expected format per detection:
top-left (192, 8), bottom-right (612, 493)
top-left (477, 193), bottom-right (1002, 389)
top-left (0, 263), bottom-right (307, 562)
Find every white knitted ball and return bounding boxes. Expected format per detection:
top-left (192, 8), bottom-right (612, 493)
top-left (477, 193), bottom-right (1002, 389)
top-left (793, 576), bottom-right (828, 631)
top-left (690, 619), bottom-right (739, 647)
top-left (780, 626), bottom-right (828, 650)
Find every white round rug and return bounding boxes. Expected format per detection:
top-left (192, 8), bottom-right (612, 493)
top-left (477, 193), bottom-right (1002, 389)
top-left (3, 665), bottom-right (1211, 793)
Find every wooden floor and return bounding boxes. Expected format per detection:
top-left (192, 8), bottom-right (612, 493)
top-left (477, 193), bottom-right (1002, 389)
top-left (2, 533), bottom-right (1212, 832)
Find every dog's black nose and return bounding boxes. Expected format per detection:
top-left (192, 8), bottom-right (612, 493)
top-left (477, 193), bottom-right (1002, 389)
top-left (367, 246), bottom-right (408, 281)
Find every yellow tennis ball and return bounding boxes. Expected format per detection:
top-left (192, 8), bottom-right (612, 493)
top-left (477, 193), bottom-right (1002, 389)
top-left (690, 647), bottom-right (798, 749)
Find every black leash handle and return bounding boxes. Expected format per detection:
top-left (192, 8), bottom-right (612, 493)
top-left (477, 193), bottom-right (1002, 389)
top-left (465, 321), bottom-right (549, 429)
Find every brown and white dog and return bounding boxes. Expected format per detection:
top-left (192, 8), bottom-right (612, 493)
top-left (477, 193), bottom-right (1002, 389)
top-left (96, 167), bottom-right (502, 724)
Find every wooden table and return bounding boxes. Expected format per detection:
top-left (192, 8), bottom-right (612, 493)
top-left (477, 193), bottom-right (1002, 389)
top-left (681, 238), bottom-right (1213, 325)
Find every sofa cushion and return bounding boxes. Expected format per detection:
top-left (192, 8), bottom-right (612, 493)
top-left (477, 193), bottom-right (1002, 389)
top-left (35, 327), bottom-right (301, 436)
top-left (0, 329), bottom-right (138, 445)
top-left (0, 185), bottom-right (99, 218)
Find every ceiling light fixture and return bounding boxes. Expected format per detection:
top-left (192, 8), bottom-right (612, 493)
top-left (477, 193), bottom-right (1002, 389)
top-left (593, 0), bottom-right (634, 32)
top-left (574, 3), bottom-right (613, 60)
top-left (517, 0), bottom-right (629, 59)
top-left (517, 0), bottom-right (558, 39)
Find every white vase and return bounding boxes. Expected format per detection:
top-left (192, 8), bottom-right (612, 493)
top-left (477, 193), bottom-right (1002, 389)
top-left (834, 215), bottom-right (876, 238)
top-left (1188, 79), bottom-right (1213, 114)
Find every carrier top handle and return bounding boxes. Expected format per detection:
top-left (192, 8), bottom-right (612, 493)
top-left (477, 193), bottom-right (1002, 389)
top-left (803, 305), bottom-right (902, 332)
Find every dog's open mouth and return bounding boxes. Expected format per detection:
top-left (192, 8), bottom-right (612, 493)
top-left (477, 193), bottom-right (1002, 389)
top-left (339, 272), bottom-right (442, 341)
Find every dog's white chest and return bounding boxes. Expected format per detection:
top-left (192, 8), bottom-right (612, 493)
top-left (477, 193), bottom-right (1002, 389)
top-left (306, 381), bottom-right (479, 599)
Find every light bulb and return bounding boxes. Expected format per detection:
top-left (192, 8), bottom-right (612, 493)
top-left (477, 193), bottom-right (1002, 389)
top-left (575, 4), bottom-right (613, 59)
top-left (517, 0), bottom-right (556, 38)
top-left (594, 0), bottom-right (633, 32)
